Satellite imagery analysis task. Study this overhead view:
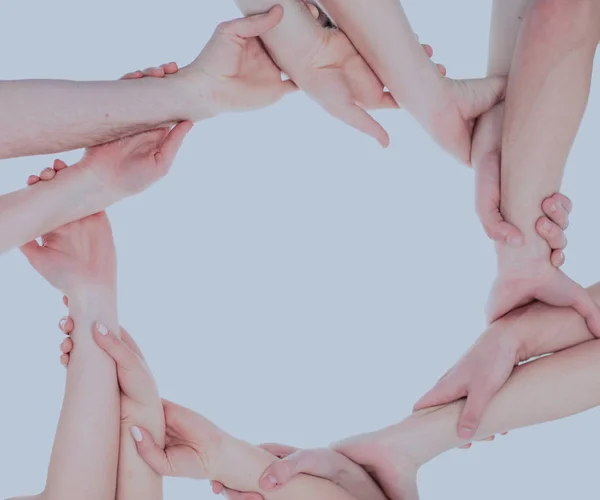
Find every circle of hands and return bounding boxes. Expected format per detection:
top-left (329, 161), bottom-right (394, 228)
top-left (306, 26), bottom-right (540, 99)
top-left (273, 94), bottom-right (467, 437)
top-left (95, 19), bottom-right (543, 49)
top-left (18, 2), bottom-right (600, 500)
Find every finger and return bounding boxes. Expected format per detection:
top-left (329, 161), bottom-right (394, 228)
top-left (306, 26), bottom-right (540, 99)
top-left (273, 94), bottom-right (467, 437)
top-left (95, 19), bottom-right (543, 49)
top-left (422, 44), bottom-right (433, 58)
top-left (160, 62), bottom-right (179, 74)
top-left (480, 436), bottom-right (495, 442)
top-left (211, 481), bottom-right (225, 494)
top-left (305, 2), bottom-right (320, 19)
top-left (366, 91), bottom-right (400, 110)
top-left (459, 443), bottom-right (473, 449)
top-left (19, 240), bottom-right (45, 271)
top-left (39, 167), bottom-right (57, 181)
top-left (437, 63), bottom-right (447, 76)
top-left (60, 353), bottom-right (70, 367)
top-left (458, 390), bottom-right (494, 440)
top-left (92, 322), bottom-right (140, 369)
top-left (474, 154), bottom-right (523, 247)
top-left (332, 103), bottom-right (390, 148)
top-left (131, 426), bottom-right (173, 476)
top-left (53, 159), bottom-right (69, 171)
top-left (27, 175), bottom-right (40, 186)
top-left (542, 194), bottom-right (571, 229)
top-left (259, 450), bottom-right (337, 490)
top-left (142, 66), bottom-right (166, 78)
top-left (60, 337), bottom-right (73, 354)
top-left (63, 295), bottom-right (69, 307)
top-left (121, 70), bottom-right (144, 80)
top-left (550, 249), bottom-right (565, 268)
top-left (120, 327), bottom-right (145, 360)
top-left (154, 121), bottom-right (194, 168)
top-left (59, 316), bottom-right (74, 334)
top-left (222, 488), bottom-right (264, 500)
top-left (219, 5), bottom-right (284, 39)
top-left (413, 375), bottom-right (467, 411)
top-left (562, 283), bottom-right (600, 338)
top-left (259, 443), bottom-right (300, 459)
top-left (535, 217), bottom-right (567, 250)
top-left (282, 78), bottom-right (299, 95)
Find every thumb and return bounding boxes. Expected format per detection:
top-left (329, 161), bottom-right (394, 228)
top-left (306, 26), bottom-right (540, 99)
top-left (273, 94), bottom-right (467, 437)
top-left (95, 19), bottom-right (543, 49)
top-left (259, 450), bottom-right (326, 490)
top-left (413, 375), bottom-right (466, 411)
top-left (463, 77), bottom-right (506, 119)
top-left (474, 154), bottom-right (523, 247)
top-left (131, 426), bottom-right (172, 476)
top-left (222, 6), bottom-right (284, 39)
top-left (458, 390), bottom-right (494, 440)
top-left (19, 240), bottom-right (45, 270)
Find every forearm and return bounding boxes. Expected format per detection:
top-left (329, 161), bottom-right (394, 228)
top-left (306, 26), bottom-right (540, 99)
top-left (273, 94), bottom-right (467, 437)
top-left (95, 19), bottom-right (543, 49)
top-left (44, 288), bottom-right (121, 500)
top-left (500, 0), bottom-right (600, 248)
top-left (399, 339), bottom-right (600, 467)
top-left (0, 76), bottom-right (206, 159)
top-left (318, 0), bottom-right (443, 118)
top-left (0, 167), bottom-right (111, 254)
top-left (514, 282), bottom-right (600, 360)
top-left (117, 416), bottom-right (165, 500)
top-left (233, 0), bottom-right (324, 67)
top-left (487, 0), bottom-right (532, 76)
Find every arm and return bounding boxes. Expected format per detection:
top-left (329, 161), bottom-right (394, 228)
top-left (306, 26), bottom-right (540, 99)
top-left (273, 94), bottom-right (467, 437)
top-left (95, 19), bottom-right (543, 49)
top-left (317, 0), bottom-right (443, 117)
top-left (0, 166), bottom-right (113, 255)
top-left (487, 0), bottom-right (532, 77)
top-left (0, 68), bottom-right (209, 160)
top-left (499, 0), bottom-right (600, 249)
top-left (44, 289), bottom-right (120, 500)
top-left (384, 338), bottom-right (600, 468)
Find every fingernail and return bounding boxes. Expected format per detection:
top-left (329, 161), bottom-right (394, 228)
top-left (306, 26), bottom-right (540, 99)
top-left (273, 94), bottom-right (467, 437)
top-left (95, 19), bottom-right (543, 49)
top-left (59, 318), bottom-right (67, 330)
top-left (59, 341), bottom-right (64, 351)
top-left (460, 426), bottom-right (474, 437)
top-left (261, 474), bottom-right (278, 489)
top-left (131, 426), bottom-right (143, 442)
top-left (96, 322), bottom-right (109, 335)
top-left (550, 203), bottom-right (557, 213)
top-left (542, 220), bottom-right (552, 232)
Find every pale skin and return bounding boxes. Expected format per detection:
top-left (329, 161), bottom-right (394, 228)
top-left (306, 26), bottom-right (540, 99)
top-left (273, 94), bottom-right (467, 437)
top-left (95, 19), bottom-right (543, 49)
top-left (0, 8), bottom-right (309, 257)
top-left (233, 0), bottom-right (501, 153)
top-left (220, 281), bottom-right (600, 500)
top-left (57, 318), bottom-right (387, 500)
top-left (486, 0), bottom-right (600, 336)
top-left (0, 7), bottom-right (299, 159)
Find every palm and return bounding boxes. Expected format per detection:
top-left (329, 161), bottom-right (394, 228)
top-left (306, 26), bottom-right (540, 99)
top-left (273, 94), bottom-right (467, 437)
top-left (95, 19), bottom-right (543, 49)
top-left (21, 212), bottom-right (115, 294)
top-left (487, 260), bottom-right (600, 336)
top-left (81, 129), bottom-right (173, 196)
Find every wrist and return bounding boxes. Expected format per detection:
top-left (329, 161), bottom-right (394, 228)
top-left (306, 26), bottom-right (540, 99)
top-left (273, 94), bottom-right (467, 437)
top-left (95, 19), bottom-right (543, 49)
top-left (66, 161), bottom-right (121, 214)
top-left (171, 67), bottom-right (219, 121)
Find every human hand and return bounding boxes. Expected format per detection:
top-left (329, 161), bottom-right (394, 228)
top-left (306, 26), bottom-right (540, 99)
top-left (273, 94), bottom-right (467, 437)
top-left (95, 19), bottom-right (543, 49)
top-left (472, 101), bottom-right (572, 260)
top-left (56, 299), bottom-right (163, 427)
top-left (209, 443), bottom-right (388, 500)
top-left (20, 163), bottom-right (117, 296)
top-left (487, 246), bottom-right (600, 337)
top-left (79, 66), bottom-right (193, 201)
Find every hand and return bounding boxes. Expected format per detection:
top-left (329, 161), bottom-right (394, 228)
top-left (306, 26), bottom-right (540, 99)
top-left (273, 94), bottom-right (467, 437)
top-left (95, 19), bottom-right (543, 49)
top-left (80, 65), bottom-right (193, 200)
top-left (56, 300), bottom-right (162, 427)
top-left (182, 7), bottom-right (298, 116)
top-left (209, 443), bottom-right (388, 500)
top-left (129, 399), bottom-right (224, 480)
top-left (472, 101), bottom-right (573, 260)
top-left (20, 162), bottom-right (117, 295)
top-left (487, 246), bottom-right (600, 337)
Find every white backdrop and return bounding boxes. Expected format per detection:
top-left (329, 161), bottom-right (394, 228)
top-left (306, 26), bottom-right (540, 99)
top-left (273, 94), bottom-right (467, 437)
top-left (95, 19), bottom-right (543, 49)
top-left (1, 1), bottom-right (599, 499)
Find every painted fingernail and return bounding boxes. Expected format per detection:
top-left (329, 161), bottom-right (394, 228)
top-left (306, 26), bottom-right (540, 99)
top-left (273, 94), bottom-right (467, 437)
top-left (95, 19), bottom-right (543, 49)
top-left (96, 322), bottom-right (109, 335)
top-left (131, 426), bottom-right (143, 442)
top-left (59, 317), bottom-right (67, 330)
top-left (262, 474), bottom-right (278, 489)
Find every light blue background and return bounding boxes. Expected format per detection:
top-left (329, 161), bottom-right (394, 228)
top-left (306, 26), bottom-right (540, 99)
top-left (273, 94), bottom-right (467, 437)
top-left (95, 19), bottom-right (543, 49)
top-left (1, 0), bottom-right (599, 498)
